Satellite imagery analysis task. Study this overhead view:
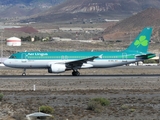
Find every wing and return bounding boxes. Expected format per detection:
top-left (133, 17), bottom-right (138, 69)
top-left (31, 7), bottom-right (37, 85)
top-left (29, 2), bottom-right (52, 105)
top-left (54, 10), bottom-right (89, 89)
top-left (65, 54), bottom-right (102, 69)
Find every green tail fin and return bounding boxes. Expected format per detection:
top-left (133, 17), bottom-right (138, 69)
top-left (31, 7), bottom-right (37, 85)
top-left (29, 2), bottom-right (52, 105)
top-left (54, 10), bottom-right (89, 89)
top-left (125, 27), bottom-right (152, 53)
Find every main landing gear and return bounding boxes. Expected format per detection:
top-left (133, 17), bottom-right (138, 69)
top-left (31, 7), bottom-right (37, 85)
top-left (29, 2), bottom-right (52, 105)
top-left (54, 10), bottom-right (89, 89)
top-left (22, 68), bottom-right (26, 76)
top-left (72, 70), bottom-right (80, 76)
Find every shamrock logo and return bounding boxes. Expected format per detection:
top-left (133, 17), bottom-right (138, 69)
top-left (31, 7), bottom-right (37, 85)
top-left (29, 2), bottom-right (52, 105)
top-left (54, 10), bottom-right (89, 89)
top-left (134, 36), bottom-right (148, 48)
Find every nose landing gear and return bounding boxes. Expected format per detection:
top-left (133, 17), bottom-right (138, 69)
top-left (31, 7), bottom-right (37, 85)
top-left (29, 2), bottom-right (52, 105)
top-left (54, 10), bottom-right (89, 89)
top-left (72, 70), bottom-right (80, 76)
top-left (22, 68), bottom-right (26, 76)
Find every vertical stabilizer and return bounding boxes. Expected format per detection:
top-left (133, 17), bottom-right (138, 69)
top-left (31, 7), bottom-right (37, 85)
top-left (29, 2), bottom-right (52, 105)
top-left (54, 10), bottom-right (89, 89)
top-left (125, 27), bottom-right (152, 53)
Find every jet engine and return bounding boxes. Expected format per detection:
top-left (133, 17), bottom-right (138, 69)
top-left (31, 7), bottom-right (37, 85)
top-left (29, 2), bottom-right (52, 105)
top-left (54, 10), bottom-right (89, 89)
top-left (48, 64), bottom-right (66, 73)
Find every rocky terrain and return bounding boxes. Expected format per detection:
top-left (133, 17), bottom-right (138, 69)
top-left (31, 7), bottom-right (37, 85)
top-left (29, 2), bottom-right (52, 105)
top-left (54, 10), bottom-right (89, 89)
top-left (0, 68), bottom-right (160, 120)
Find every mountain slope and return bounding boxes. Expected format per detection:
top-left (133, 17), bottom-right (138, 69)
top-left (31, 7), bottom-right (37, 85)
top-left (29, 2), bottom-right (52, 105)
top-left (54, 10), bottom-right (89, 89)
top-left (50, 0), bottom-right (160, 13)
top-left (0, 0), bottom-right (65, 5)
top-left (105, 8), bottom-right (160, 32)
top-left (103, 8), bottom-right (160, 40)
top-left (21, 0), bottom-right (160, 23)
top-left (0, 0), bottom-right (66, 18)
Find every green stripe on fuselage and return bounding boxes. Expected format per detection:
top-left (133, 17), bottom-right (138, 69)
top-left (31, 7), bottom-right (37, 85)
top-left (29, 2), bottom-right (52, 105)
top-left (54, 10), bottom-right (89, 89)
top-left (10, 51), bottom-right (137, 60)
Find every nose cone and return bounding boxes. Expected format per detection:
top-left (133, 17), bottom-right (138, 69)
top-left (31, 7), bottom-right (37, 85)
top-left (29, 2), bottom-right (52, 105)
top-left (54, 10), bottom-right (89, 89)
top-left (3, 59), bottom-right (10, 67)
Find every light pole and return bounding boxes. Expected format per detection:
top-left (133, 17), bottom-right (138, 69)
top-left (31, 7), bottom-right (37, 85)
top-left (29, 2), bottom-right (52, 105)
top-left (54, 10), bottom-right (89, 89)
top-left (1, 31), bottom-right (3, 64)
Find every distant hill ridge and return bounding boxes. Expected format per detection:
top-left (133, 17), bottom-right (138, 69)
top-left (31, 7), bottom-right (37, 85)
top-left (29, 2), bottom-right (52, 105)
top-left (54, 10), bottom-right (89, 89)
top-left (0, 0), bottom-right (65, 5)
top-left (50, 0), bottom-right (160, 13)
top-left (104, 8), bottom-right (160, 32)
top-left (103, 8), bottom-right (160, 40)
top-left (0, 0), bottom-right (65, 18)
top-left (22, 0), bottom-right (160, 23)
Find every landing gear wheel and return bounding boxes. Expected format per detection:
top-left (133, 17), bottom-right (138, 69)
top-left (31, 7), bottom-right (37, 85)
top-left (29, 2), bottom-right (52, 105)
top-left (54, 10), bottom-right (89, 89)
top-left (22, 68), bottom-right (26, 76)
top-left (72, 71), bottom-right (80, 76)
top-left (22, 73), bottom-right (26, 76)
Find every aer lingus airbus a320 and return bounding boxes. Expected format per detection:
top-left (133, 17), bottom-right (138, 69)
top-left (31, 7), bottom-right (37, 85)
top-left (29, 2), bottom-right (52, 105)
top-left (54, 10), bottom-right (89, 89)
top-left (4, 27), bottom-right (155, 76)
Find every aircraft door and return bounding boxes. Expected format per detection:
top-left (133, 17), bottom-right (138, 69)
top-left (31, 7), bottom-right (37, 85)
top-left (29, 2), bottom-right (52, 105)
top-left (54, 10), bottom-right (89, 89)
top-left (122, 53), bottom-right (127, 62)
top-left (61, 55), bottom-right (68, 62)
top-left (21, 53), bottom-right (27, 63)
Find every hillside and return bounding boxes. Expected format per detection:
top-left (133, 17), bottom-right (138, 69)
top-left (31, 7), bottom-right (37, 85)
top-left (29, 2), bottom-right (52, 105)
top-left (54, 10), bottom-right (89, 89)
top-left (50, 0), bottom-right (160, 14)
top-left (0, 0), bottom-right (65, 18)
top-left (20, 0), bottom-right (160, 23)
top-left (0, 0), bottom-right (65, 5)
top-left (103, 8), bottom-right (160, 40)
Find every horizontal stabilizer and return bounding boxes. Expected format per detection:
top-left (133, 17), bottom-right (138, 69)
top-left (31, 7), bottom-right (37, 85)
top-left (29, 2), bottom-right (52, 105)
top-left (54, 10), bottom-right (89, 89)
top-left (136, 53), bottom-right (156, 59)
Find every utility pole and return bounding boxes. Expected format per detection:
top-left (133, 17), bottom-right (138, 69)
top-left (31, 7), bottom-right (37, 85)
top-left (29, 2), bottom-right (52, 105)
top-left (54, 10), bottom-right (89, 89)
top-left (1, 31), bottom-right (3, 64)
top-left (158, 30), bottom-right (159, 43)
top-left (130, 32), bottom-right (131, 43)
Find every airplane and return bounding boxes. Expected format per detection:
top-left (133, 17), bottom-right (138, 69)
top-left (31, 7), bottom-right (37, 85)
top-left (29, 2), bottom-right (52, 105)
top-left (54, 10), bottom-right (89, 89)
top-left (4, 27), bottom-right (155, 76)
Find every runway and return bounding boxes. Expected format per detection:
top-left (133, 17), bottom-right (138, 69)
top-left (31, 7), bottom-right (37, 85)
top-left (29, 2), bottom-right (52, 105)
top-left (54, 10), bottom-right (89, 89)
top-left (0, 65), bottom-right (160, 79)
top-left (0, 65), bottom-right (160, 69)
top-left (0, 74), bottom-right (160, 79)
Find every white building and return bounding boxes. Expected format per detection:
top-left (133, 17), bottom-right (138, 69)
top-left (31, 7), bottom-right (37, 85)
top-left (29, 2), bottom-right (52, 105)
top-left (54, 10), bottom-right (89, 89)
top-left (7, 37), bottom-right (21, 46)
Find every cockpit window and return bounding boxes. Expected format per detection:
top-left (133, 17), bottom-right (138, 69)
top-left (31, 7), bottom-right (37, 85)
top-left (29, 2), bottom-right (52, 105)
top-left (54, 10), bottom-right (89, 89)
top-left (9, 55), bottom-right (16, 59)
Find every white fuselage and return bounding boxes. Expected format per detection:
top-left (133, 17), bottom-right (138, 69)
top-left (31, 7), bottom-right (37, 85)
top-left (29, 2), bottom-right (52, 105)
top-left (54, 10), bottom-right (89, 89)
top-left (4, 58), bottom-right (137, 69)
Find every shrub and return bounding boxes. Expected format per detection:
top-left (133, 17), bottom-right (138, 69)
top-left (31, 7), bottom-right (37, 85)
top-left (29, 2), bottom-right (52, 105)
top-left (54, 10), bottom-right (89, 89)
top-left (129, 108), bottom-right (136, 112)
top-left (121, 104), bottom-right (129, 110)
top-left (0, 93), bottom-right (3, 101)
top-left (87, 98), bottom-right (110, 113)
top-left (87, 100), bottom-right (103, 113)
top-left (92, 98), bottom-right (110, 106)
top-left (40, 105), bottom-right (54, 114)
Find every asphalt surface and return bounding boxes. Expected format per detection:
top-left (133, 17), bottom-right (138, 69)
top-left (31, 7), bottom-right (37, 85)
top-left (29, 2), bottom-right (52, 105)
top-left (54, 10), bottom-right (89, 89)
top-left (0, 65), bottom-right (160, 79)
top-left (0, 74), bottom-right (159, 80)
